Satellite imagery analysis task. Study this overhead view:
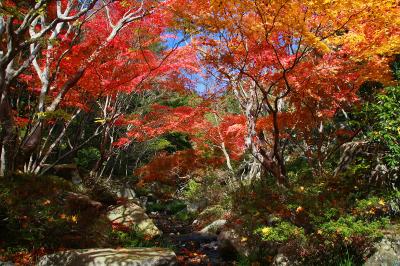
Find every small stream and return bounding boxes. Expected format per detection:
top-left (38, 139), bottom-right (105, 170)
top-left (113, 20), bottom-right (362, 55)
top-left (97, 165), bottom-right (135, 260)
top-left (149, 212), bottom-right (233, 265)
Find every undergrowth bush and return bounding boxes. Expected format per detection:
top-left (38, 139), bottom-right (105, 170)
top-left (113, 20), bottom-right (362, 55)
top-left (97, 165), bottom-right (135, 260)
top-left (0, 174), bottom-right (112, 262)
top-left (228, 168), bottom-right (395, 265)
top-left (255, 221), bottom-right (306, 243)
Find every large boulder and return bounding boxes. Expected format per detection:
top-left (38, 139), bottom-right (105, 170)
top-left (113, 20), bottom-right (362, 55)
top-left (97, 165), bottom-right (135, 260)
top-left (364, 233), bottom-right (400, 266)
top-left (217, 229), bottom-right (250, 259)
top-left (37, 248), bottom-right (177, 266)
top-left (0, 261), bottom-right (14, 266)
top-left (107, 201), bottom-right (161, 238)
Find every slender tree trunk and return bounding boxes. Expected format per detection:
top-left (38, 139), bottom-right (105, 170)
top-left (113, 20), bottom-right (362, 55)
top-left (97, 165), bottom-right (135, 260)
top-left (0, 90), bottom-right (18, 176)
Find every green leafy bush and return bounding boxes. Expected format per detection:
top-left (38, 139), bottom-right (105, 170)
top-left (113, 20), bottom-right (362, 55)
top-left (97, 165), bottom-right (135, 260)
top-left (109, 228), bottom-right (155, 248)
top-left (183, 179), bottom-right (201, 201)
top-left (0, 174), bottom-right (111, 252)
top-left (147, 200), bottom-right (186, 214)
top-left (319, 215), bottom-right (387, 239)
top-left (174, 209), bottom-right (195, 222)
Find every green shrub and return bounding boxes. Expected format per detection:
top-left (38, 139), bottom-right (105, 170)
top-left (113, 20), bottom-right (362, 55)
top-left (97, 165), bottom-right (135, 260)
top-left (146, 202), bottom-right (165, 212)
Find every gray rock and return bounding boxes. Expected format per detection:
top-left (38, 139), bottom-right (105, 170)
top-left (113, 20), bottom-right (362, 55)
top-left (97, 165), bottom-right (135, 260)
top-left (0, 261), bottom-right (14, 266)
top-left (201, 241), bottom-right (218, 251)
top-left (107, 201), bottom-right (161, 238)
top-left (37, 248), bottom-right (177, 266)
top-left (199, 219), bottom-right (227, 234)
top-left (364, 233), bottom-right (400, 266)
top-left (65, 192), bottom-right (102, 210)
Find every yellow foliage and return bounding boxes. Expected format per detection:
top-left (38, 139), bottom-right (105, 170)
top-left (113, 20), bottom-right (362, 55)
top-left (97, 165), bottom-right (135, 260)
top-left (175, 0), bottom-right (399, 59)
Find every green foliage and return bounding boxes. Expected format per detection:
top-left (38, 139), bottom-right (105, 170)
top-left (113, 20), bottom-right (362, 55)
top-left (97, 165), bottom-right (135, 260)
top-left (236, 254), bottom-right (252, 266)
top-left (0, 5), bottom-right (24, 19)
top-left (109, 226), bottom-right (175, 251)
top-left (36, 110), bottom-right (73, 121)
top-left (181, 171), bottom-right (231, 213)
top-left (150, 138), bottom-right (173, 151)
top-left (146, 200), bottom-right (186, 214)
top-left (286, 157), bottom-right (314, 182)
top-left (355, 197), bottom-right (384, 212)
top-left (319, 215), bottom-right (387, 239)
top-left (148, 41), bottom-right (166, 54)
top-left (227, 167), bottom-right (397, 265)
top-left (174, 209), bottom-right (195, 222)
top-left (83, 177), bottom-right (119, 204)
top-left (368, 86), bottom-right (400, 168)
top-left (159, 93), bottom-right (200, 108)
top-left (165, 200), bottom-right (187, 214)
top-left (338, 251), bottom-right (357, 266)
top-left (109, 229), bottom-right (156, 248)
top-left (391, 55), bottom-right (400, 80)
top-left (255, 221), bottom-right (305, 243)
top-left (197, 205), bottom-right (225, 221)
top-left (75, 147), bottom-right (100, 169)
top-left (151, 132), bottom-right (192, 153)
top-left (183, 180), bottom-right (202, 201)
top-left (146, 202), bottom-right (164, 212)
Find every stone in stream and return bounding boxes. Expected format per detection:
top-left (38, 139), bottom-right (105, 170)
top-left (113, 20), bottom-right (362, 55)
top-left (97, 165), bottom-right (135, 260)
top-left (107, 201), bottom-right (162, 238)
top-left (199, 219), bottom-right (227, 235)
top-left (37, 248), bottom-right (177, 266)
top-left (272, 254), bottom-right (293, 266)
top-left (116, 187), bottom-right (136, 200)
